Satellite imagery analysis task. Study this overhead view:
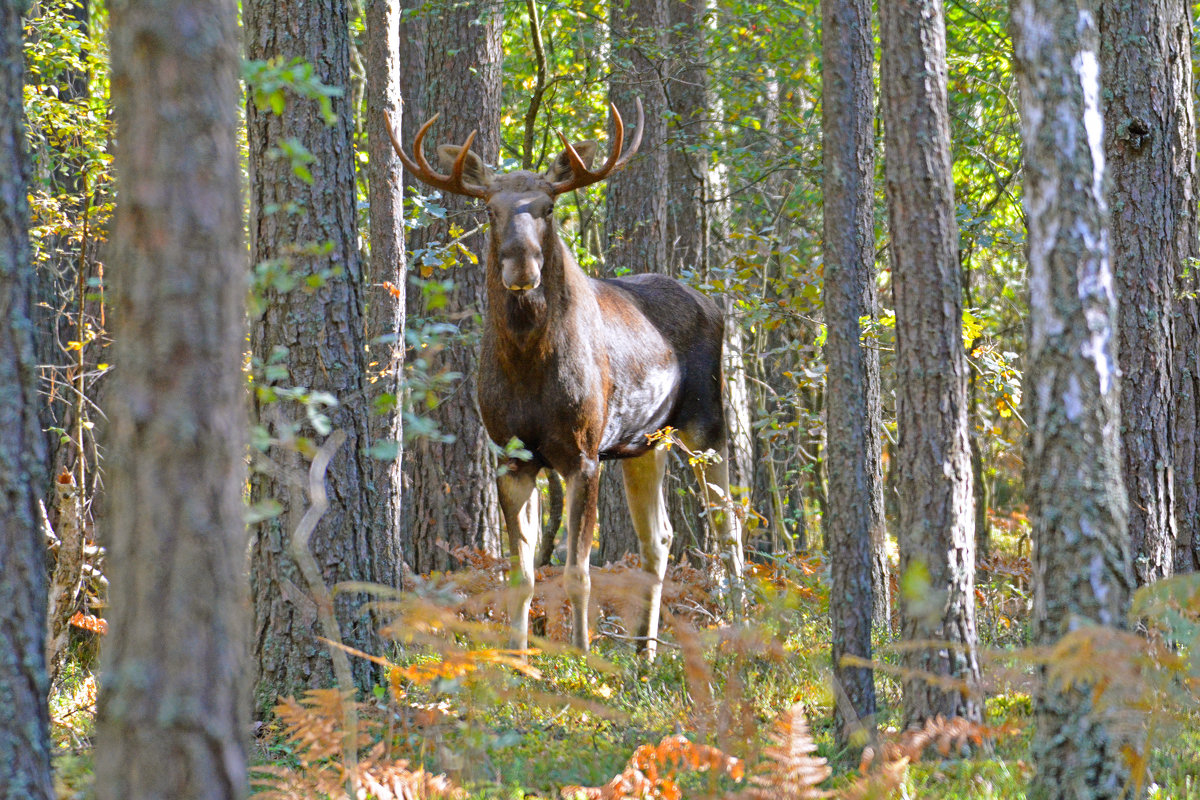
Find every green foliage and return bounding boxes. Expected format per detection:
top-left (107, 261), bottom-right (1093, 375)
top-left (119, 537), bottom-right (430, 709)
top-left (243, 56), bottom-right (342, 124)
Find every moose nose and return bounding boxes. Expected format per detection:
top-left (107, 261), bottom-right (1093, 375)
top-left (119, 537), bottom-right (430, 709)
top-left (501, 250), bottom-right (542, 294)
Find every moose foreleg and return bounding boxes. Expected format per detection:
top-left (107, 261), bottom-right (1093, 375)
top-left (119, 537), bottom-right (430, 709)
top-left (622, 448), bottom-right (672, 659)
top-left (498, 464), bottom-right (540, 652)
top-left (563, 460), bottom-right (600, 651)
top-left (691, 444), bottom-right (745, 617)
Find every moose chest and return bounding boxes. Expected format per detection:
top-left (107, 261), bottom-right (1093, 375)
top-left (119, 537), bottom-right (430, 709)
top-left (477, 317), bottom-right (682, 474)
top-left (477, 338), bottom-right (606, 472)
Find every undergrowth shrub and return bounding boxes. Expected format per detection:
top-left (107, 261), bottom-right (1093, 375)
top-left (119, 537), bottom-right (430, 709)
top-left (251, 689), bottom-right (464, 800)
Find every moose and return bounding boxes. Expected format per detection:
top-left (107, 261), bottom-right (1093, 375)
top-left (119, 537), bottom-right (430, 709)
top-left (386, 101), bottom-right (743, 657)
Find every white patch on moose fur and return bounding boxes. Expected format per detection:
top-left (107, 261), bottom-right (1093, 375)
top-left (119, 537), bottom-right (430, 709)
top-left (601, 360), bottom-right (680, 451)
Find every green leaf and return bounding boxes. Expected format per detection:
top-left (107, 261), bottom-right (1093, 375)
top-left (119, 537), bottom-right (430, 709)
top-left (245, 499), bottom-right (283, 524)
top-left (368, 440), bottom-right (400, 461)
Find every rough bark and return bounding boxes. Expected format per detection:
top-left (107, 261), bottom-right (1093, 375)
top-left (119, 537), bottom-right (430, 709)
top-left (401, 0), bottom-right (503, 574)
top-left (599, 0), bottom-right (671, 562)
top-left (1101, 0), bottom-right (1187, 585)
top-left (95, 0), bottom-right (248, 795)
top-left (662, 0), bottom-right (709, 563)
top-left (880, 0), bottom-right (982, 725)
top-left (397, 0), bottom-right (426, 152)
top-left (822, 0), bottom-right (881, 747)
top-left (665, 0), bottom-right (708, 277)
top-left (1166, 1), bottom-right (1200, 575)
top-left (1178, 236), bottom-right (1200, 572)
top-left (606, 0), bottom-right (669, 273)
top-left (1012, 3), bottom-right (1139, 797)
top-left (246, 0), bottom-right (398, 715)
top-left (365, 0), bottom-right (406, 585)
top-left (0, 0), bottom-right (55, 793)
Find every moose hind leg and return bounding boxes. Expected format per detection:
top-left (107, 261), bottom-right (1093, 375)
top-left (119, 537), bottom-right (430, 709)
top-left (621, 447), bottom-right (672, 659)
top-left (498, 464), bottom-right (540, 652)
top-left (563, 459), bottom-right (600, 651)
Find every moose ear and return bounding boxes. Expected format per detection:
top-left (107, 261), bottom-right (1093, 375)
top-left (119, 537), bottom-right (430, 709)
top-left (545, 141), bottom-right (598, 183)
top-left (437, 145), bottom-right (492, 190)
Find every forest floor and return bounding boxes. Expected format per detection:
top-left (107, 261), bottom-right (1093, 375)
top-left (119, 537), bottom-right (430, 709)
top-left (48, 524), bottom-right (1200, 799)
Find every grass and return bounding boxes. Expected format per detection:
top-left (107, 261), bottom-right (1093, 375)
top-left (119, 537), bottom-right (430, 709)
top-left (47, 536), bottom-right (1200, 799)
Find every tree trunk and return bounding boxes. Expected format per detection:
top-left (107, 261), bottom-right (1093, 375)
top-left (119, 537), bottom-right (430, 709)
top-left (1167, 2), bottom-right (1200, 575)
top-left (246, 0), bottom-right (398, 715)
top-left (400, 0), bottom-right (503, 574)
top-left (365, 0), bottom-right (406, 585)
top-left (599, 0), bottom-right (670, 562)
top-left (606, 0), bottom-right (669, 274)
top-left (397, 0), bottom-right (426, 152)
top-left (665, 0), bottom-right (708, 278)
top-left (880, 0), bottom-right (982, 725)
top-left (0, 0), bottom-right (55, 792)
top-left (663, 0), bottom-right (727, 564)
top-left (1177, 246), bottom-right (1200, 573)
top-left (1101, 0), bottom-right (1187, 586)
top-left (95, 0), bottom-right (248, 795)
top-left (822, 0), bottom-right (882, 747)
top-left (1012, 3), bottom-right (1139, 796)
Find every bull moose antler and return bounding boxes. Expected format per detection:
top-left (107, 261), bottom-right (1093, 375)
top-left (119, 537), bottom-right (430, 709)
top-left (383, 98), bottom-right (644, 199)
top-left (548, 98), bottom-right (644, 195)
top-left (383, 112), bottom-right (489, 199)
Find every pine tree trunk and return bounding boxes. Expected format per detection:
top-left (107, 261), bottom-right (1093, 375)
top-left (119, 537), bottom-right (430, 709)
top-left (245, 0), bottom-right (398, 715)
top-left (1177, 253), bottom-right (1200, 573)
top-left (822, 0), bottom-right (882, 746)
top-left (599, 0), bottom-right (670, 562)
top-left (1167, 1), bottom-right (1200, 575)
top-left (880, 0), bottom-right (982, 725)
top-left (400, 0), bottom-right (503, 574)
top-left (0, 0), bottom-right (55, 792)
top-left (606, 0), bottom-right (669, 274)
top-left (665, 0), bottom-right (707, 277)
top-left (1101, 0), bottom-right (1186, 586)
top-left (95, 0), bottom-right (248, 795)
top-left (1012, 3), bottom-right (1139, 796)
top-left (365, 0), bottom-right (406, 585)
top-left (397, 0), bottom-right (426, 152)
top-left (662, 0), bottom-right (732, 564)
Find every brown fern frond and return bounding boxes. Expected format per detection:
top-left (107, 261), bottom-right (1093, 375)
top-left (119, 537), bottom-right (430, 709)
top-left (670, 615), bottom-right (716, 725)
top-left (563, 734), bottom-right (742, 800)
top-left (837, 754), bottom-right (909, 800)
top-left (252, 694), bottom-right (464, 800)
top-left (729, 703), bottom-right (830, 800)
top-left (441, 543), bottom-right (510, 571)
top-left (272, 689), bottom-right (375, 766)
top-left (887, 715), bottom-right (987, 761)
top-left (355, 743), bottom-right (466, 800)
top-left (390, 648), bottom-right (543, 686)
